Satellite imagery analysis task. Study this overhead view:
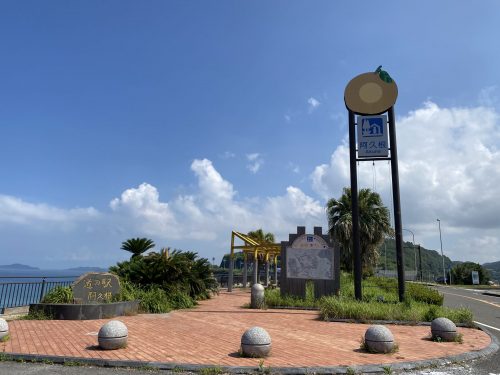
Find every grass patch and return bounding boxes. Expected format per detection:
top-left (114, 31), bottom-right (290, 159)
top-left (431, 332), bottom-right (464, 344)
top-left (320, 296), bottom-right (473, 325)
top-left (263, 273), bottom-right (473, 324)
top-left (41, 286), bottom-right (73, 304)
top-left (199, 366), bottom-right (223, 375)
top-left (339, 274), bottom-right (443, 305)
top-left (63, 360), bottom-right (85, 367)
top-left (116, 281), bottom-right (196, 313)
top-left (0, 334), bottom-right (10, 343)
top-left (17, 309), bottom-right (52, 320)
top-left (258, 360), bottom-right (271, 374)
top-left (264, 287), bottom-right (320, 309)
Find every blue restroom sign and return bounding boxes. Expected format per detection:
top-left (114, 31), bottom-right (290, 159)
top-left (357, 115), bottom-right (388, 158)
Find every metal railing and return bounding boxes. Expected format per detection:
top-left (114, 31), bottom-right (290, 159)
top-left (214, 272), bottom-right (280, 288)
top-left (0, 276), bottom-right (77, 313)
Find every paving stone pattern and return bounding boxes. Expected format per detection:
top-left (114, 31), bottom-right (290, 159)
top-left (0, 290), bottom-right (491, 368)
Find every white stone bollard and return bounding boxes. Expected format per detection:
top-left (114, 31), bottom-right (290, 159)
top-left (251, 283), bottom-right (265, 309)
top-left (0, 318), bottom-right (9, 342)
top-left (364, 325), bottom-right (395, 353)
top-left (431, 317), bottom-right (458, 341)
top-left (98, 320), bottom-right (128, 350)
top-left (241, 326), bottom-right (271, 357)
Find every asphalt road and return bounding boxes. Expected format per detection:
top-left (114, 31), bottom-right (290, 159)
top-left (414, 285), bottom-right (500, 375)
top-left (0, 362), bottom-right (180, 374)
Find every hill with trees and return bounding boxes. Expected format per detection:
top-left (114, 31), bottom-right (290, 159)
top-left (375, 238), bottom-right (453, 281)
top-left (483, 261), bottom-right (500, 282)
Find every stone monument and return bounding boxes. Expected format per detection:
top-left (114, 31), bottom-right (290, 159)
top-left (72, 272), bottom-right (121, 303)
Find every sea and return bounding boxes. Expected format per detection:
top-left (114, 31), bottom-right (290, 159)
top-left (0, 267), bottom-right (106, 311)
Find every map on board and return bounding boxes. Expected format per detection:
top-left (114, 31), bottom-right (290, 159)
top-left (286, 247), bottom-right (334, 280)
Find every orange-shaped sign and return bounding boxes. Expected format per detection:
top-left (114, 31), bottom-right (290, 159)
top-left (344, 68), bottom-right (398, 115)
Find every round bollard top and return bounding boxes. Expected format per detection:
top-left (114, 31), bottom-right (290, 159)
top-left (98, 320), bottom-right (128, 339)
top-left (251, 283), bottom-right (264, 293)
top-left (365, 325), bottom-right (394, 343)
top-left (0, 318), bottom-right (8, 332)
top-left (241, 326), bottom-right (271, 345)
top-left (431, 317), bottom-right (457, 332)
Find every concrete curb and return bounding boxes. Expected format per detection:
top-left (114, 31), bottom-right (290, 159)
top-left (1, 326), bottom-right (497, 374)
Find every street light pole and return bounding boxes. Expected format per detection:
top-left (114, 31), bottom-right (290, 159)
top-left (402, 228), bottom-right (416, 280)
top-left (437, 219), bottom-right (446, 285)
top-left (384, 240), bottom-right (387, 277)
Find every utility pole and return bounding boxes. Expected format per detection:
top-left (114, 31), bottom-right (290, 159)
top-left (403, 228), bottom-right (416, 280)
top-left (418, 244), bottom-right (423, 282)
top-left (437, 219), bottom-right (446, 285)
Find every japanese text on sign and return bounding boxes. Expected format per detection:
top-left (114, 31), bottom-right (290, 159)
top-left (357, 115), bottom-right (388, 158)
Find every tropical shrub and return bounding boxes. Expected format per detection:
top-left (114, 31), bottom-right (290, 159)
top-left (120, 238), bottom-right (155, 259)
top-left (42, 286), bottom-right (73, 304)
top-left (327, 188), bottom-right (393, 274)
top-left (110, 248), bottom-right (218, 302)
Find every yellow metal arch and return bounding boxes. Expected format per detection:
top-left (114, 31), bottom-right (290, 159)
top-left (230, 231), bottom-right (281, 260)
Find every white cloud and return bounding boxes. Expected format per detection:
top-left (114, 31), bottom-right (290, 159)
top-left (0, 195), bottom-right (99, 225)
top-left (110, 182), bottom-right (180, 238)
top-left (307, 97), bottom-right (321, 112)
top-left (478, 86), bottom-right (498, 107)
top-left (288, 162), bottom-right (300, 174)
top-left (246, 153), bottom-right (264, 174)
top-left (107, 158), bottom-right (323, 245)
top-left (191, 158), bottom-right (236, 202)
top-left (220, 151), bottom-right (236, 159)
top-left (311, 101), bottom-right (500, 263)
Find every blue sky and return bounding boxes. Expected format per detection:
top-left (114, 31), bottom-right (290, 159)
top-left (1, 1), bottom-right (500, 269)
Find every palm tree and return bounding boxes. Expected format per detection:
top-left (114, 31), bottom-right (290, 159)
top-left (247, 229), bottom-right (275, 244)
top-left (326, 187), bottom-right (392, 274)
top-left (120, 238), bottom-right (155, 259)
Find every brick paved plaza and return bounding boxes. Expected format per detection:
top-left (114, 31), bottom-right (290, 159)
top-left (0, 289), bottom-right (491, 368)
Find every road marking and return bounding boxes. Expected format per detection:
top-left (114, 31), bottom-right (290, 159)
top-left (440, 290), bottom-right (500, 308)
top-left (474, 321), bottom-right (500, 333)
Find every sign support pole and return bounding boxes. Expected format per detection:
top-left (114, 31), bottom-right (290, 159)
top-left (388, 107), bottom-right (405, 302)
top-left (344, 67), bottom-right (403, 302)
top-left (348, 110), bottom-right (362, 301)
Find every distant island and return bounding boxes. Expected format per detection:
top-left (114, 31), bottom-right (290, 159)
top-left (0, 264), bottom-right (107, 272)
top-left (0, 263), bottom-right (40, 270)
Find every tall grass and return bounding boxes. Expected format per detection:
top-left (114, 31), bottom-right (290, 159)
top-left (116, 281), bottom-right (195, 313)
top-left (265, 287), bottom-right (320, 309)
top-left (41, 286), bottom-right (74, 304)
top-left (319, 296), bottom-right (473, 326)
top-left (264, 273), bottom-right (472, 325)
